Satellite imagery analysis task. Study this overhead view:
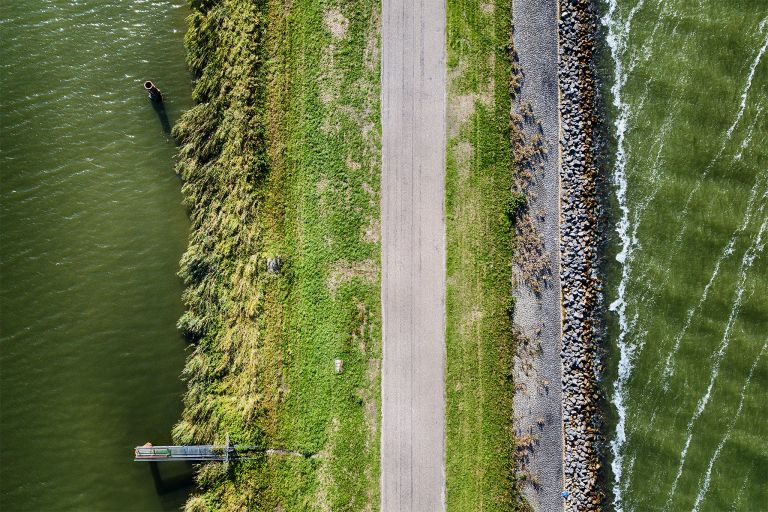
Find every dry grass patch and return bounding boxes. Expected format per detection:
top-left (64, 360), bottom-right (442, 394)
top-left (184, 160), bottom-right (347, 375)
top-left (327, 259), bottom-right (377, 297)
top-left (323, 9), bottom-right (349, 39)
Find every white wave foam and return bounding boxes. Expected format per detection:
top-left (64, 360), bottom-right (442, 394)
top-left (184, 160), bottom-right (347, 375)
top-left (663, 215), bottom-right (768, 509)
top-left (602, 0), bottom-right (639, 508)
top-left (638, 0), bottom-right (671, 64)
top-left (735, 103), bottom-right (765, 161)
top-left (726, 18), bottom-right (768, 139)
top-left (691, 340), bottom-right (767, 512)
top-left (730, 463), bottom-right (754, 512)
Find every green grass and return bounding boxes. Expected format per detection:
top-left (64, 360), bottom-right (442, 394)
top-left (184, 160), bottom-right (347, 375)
top-left (444, 1), bottom-right (528, 510)
top-left (172, 0), bottom-right (381, 509)
top-left (269, 0), bottom-right (382, 507)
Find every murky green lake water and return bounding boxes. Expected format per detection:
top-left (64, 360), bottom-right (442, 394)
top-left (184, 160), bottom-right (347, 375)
top-left (1, 1), bottom-right (193, 510)
top-left (604, 0), bottom-right (767, 510)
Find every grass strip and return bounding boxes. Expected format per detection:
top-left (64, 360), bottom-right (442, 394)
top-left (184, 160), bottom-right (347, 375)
top-left (267, 0), bottom-right (382, 508)
top-left (172, 0), bottom-right (381, 509)
top-left (444, 1), bottom-right (528, 510)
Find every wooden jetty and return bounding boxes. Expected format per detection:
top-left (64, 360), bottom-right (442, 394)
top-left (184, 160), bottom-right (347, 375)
top-left (134, 435), bottom-right (244, 462)
top-left (133, 434), bottom-right (307, 462)
top-left (134, 444), bottom-right (228, 462)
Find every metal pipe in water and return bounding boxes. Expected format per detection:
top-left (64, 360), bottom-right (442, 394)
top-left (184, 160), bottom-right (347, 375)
top-left (144, 81), bottom-right (163, 103)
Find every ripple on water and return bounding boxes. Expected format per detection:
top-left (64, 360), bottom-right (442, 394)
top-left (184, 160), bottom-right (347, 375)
top-left (1, 1), bottom-right (193, 510)
top-left (604, 2), bottom-right (768, 510)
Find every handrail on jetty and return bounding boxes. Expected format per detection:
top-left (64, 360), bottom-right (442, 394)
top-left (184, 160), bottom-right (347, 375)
top-left (134, 434), bottom-right (256, 462)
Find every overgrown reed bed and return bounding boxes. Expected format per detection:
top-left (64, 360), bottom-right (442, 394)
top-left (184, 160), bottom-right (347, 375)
top-left (173, 0), bottom-right (381, 509)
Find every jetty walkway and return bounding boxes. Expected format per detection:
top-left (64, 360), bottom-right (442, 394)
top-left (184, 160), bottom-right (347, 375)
top-left (134, 444), bottom-right (233, 462)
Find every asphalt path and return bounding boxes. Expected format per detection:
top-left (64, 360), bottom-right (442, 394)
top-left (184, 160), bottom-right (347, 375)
top-left (380, 0), bottom-right (447, 510)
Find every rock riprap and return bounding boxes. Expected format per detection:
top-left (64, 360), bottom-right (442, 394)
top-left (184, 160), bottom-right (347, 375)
top-left (558, 0), bottom-right (604, 510)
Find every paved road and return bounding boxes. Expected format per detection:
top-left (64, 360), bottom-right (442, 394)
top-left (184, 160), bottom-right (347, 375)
top-left (380, 0), bottom-right (447, 510)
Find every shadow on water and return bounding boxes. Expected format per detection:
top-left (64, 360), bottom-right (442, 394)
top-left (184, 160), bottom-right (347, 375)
top-left (148, 461), bottom-right (196, 506)
top-left (151, 99), bottom-right (172, 135)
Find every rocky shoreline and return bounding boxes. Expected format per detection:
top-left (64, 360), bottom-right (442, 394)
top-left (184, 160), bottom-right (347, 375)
top-left (558, 0), bottom-right (604, 510)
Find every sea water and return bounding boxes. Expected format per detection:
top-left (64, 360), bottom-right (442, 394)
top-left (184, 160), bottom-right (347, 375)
top-left (603, 0), bottom-right (768, 510)
top-left (1, 1), bottom-right (193, 510)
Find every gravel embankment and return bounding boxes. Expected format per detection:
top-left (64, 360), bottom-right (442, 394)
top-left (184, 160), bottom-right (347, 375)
top-left (511, 0), bottom-right (564, 510)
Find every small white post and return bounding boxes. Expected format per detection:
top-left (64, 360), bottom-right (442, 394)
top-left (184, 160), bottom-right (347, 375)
top-left (225, 433), bottom-right (230, 466)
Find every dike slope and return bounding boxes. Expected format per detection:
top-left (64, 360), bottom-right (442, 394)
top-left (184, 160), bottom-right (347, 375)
top-left (173, 1), bottom-right (383, 510)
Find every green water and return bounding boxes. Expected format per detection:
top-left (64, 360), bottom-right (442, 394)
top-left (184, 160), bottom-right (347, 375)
top-left (0, 1), bottom-right (193, 510)
top-left (605, 0), bottom-right (768, 510)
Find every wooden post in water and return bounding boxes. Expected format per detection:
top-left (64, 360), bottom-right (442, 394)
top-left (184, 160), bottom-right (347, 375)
top-left (144, 81), bottom-right (163, 103)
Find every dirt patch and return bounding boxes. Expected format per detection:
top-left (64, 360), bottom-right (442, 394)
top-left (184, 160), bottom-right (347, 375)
top-left (447, 93), bottom-right (494, 141)
top-left (347, 156), bottom-right (362, 171)
top-left (320, 89), bottom-right (335, 104)
top-left (363, 7), bottom-right (380, 71)
top-left (352, 302), bottom-right (371, 353)
top-left (452, 141), bottom-right (473, 177)
top-left (316, 177), bottom-right (330, 216)
top-left (350, 299), bottom-right (379, 508)
top-left (327, 259), bottom-right (377, 297)
top-left (316, 177), bottom-right (330, 195)
top-left (361, 121), bottom-right (376, 150)
top-left (447, 94), bottom-right (476, 137)
top-left (324, 10), bottom-right (349, 40)
top-left (364, 358), bottom-right (379, 443)
top-left (363, 217), bottom-right (380, 244)
top-left (356, 357), bottom-right (380, 452)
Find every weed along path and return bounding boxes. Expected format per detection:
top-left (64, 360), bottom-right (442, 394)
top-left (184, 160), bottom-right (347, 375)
top-left (380, 0), bottom-right (447, 510)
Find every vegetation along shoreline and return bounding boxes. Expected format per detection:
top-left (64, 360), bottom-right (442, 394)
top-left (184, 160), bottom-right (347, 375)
top-left (169, 0), bottom-right (606, 510)
top-left (173, 0), bottom-right (382, 509)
